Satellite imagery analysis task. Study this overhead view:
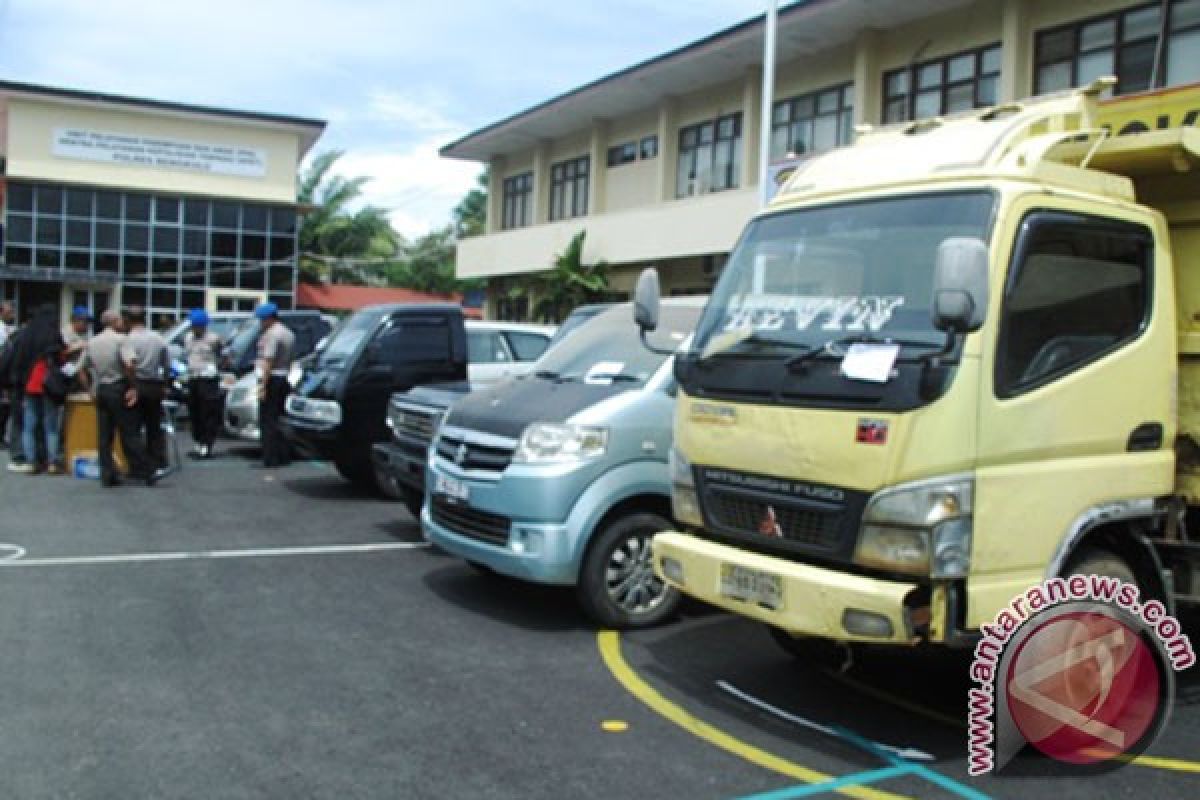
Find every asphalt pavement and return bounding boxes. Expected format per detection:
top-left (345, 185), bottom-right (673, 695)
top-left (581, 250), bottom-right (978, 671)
top-left (0, 439), bottom-right (1196, 799)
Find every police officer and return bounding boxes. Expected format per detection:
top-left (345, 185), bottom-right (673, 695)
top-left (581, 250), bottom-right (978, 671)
top-left (123, 306), bottom-right (170, 470)
top-left (79, 310), bottom-right (162, 487)
top-left (255, 303), bottom-right (295, 468)
top-left (183, 309), bottom-right (223, 459)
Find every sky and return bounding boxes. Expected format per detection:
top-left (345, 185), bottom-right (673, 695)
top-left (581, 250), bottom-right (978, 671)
top-left (0, 0), bottom-right (771, 239)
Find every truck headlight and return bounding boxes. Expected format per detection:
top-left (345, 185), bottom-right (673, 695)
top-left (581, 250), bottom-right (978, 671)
top-left (513, 423), bottom-right (608, 464)
top-left (669, 445), bottom-right (703, 527)
top-left (855, 475), bottom-right (972, 578)
top-left (286, 396), bottom-right (342, 426)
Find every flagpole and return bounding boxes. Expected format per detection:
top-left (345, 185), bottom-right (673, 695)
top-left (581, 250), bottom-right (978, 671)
top-left (757, 0), bottom-right (779, 207)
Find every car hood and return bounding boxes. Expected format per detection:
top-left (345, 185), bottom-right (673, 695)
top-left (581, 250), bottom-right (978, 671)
top-left (444, 375), bottom-right (632, 439)
top-left (394, 381), bottom-right (473, 413)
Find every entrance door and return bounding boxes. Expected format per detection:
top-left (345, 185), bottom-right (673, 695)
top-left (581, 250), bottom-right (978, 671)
top-left (206, 289), bottom-right (266, 313)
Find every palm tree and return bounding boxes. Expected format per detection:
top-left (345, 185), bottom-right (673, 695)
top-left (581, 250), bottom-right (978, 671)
top-left (529, 231), bottom-right (608, 322)
top-left (297, 151), bottom-right (400, 284)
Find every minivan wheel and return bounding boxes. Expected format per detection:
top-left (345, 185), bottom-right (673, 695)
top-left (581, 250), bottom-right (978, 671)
top-left (577, 512), bottom-right (679, 629)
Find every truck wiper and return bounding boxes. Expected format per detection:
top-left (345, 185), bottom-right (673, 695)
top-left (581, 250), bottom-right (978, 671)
top-left (696, 329), bottom-right (812, 366)
top-left (535, 369), bottom-right (565, 381)
top-left (784, 334), bottom-right (943, 372)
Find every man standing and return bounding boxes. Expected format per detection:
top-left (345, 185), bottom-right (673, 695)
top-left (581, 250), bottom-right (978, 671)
top-left (62, 307), bottom-right (90, 373)
top-left (255, 303), bottom-right (295, 468)
top-left (79, 310), bottom-right (161, 487)
top-left (123, 306), bottom-right (170, 470)
top-left (183, 309), bottom-right (223, 459)
top-left (0, 301), bottom-right (14, 450)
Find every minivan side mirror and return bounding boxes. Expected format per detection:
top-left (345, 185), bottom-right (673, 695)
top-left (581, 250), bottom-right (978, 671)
top-left (932, 237), bottom-right (989, 334)
top-left (634, 268), bottom-right (661, 332)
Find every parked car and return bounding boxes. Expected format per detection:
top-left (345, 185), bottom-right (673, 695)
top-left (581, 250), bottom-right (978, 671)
top-left (221, 312), bottom-right (337, 441)
top-left (282, 304), bottom-right (471, 492)
top-left (373, 310), bottom-right (594, 515)
top-left (421, 300), bottom-right (703, 628)
top-left (466, 321), bottom-right (555, 384)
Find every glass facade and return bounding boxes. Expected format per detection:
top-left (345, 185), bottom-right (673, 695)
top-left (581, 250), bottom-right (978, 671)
top-left (3, 181), bottom-right (297, 319)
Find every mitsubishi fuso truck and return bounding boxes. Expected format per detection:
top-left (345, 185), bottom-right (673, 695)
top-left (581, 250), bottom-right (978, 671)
top-left (638, 79), bottom-right (1200, 654)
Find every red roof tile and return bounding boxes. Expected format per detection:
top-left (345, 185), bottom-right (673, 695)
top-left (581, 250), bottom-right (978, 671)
top-left (295, 283), bottom-right (482, 318)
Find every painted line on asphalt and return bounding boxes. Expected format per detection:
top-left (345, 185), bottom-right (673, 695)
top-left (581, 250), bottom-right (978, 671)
top-left (0, 544), bottom-right (26, 561)
top-left (735, 766), bottom-right (916, 800)
top-left (596, 631), bottom-right (913, 800)
top-left (715, 681), bottom-right (934, 761)
top-left (0, 541), bottom-right (429, 567)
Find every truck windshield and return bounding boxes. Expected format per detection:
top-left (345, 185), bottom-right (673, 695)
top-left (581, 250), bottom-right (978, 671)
top-left (317, 311), bottom-right (383, 368)
top-left (691, 191), bottom-right (995, 361)
top-left (534, 305), bottom-right (700, 386)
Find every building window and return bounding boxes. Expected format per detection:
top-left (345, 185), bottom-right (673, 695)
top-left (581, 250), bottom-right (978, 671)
top-left (549, 156), bottom-right (589, 221)
top-left (1035, 1), bottom-right (1200, 96)
top-left (883, 44), bottom-right (1002, 123)
top-left (640, 135), bottom-right (659, 159)
top-left (676, 112), bottom-right (743, 198)
top-left (607, 142), bottom-right (637, 167)
top-left (2, 181), bottom-right (297, 319)
top-left (771, 84), bottom-right (854, 161)
top-left (501, 172), bottom-right (533, 230)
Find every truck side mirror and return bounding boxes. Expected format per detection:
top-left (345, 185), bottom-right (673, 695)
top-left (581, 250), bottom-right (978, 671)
top-left (634, 268), bottom-right (661, 332)
top-left (932, 237), bottom-right (989, 334)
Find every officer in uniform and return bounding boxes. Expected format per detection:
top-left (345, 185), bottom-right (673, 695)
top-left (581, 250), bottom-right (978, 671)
top-left (124, 306), bottom-right (170, 469)
top-left (255, 303), bottom-right (295, 468)
top-left (183, 309), bottom-right (224, 459)
top-left (79, 310), bottom-right (162, 487)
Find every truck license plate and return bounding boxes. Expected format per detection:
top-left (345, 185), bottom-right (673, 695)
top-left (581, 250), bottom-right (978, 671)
top-left (719, 565), bottom-right (783, 610)
top-left (435, 473), bottom-right (469, 501)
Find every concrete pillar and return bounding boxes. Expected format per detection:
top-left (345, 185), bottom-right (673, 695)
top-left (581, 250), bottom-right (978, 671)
top-left (742, 66), bottom-right (763, 186)
top-left (532, 142), bottom-right (551, 224)
top-left (656, 97), bottom-right (679, 202)
top-left (853, 29), bottom-right (881, 129)
top-left (486, 155), bottom-right (506, 234)
top-left (1001, 0), bottom-right (1032, 103)
top-left (588, 120), bottom-right (609, 215)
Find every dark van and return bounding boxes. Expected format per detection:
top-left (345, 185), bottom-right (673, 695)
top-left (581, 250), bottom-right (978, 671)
top-left (282, 304), bottom-right (466, 492)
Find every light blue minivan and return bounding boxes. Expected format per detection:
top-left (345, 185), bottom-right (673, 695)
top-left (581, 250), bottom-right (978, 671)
top-left (422, 300), bottom-right (703, 628)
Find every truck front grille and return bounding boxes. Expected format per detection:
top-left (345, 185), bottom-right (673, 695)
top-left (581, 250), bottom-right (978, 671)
top-left (431, 496), bottom-right (510, 546)
top-left (389, 403), bottom-right (442, 447)
top-left (705, 489), bottom-right (841, 549)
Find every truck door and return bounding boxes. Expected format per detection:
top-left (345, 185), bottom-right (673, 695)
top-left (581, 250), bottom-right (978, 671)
top-left (971, 204), bottom-right (1174, 627)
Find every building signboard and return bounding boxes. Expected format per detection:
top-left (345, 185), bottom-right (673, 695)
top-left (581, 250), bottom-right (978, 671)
top-left (52, 127), bottom-right (268, 178)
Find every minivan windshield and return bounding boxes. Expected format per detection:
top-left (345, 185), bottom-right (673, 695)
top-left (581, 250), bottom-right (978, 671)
top-left (691, 191), bottom-right (995, 360)
top-left (533, 304), bottom-right (701, 386)
top-left (317, 310), bottom-right (383, 368)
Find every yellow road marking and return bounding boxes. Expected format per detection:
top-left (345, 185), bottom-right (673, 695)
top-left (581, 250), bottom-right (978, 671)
top-left (602, 719), bottom-right (629, 733)
top-left (1085, 750), bottom-right (1200, 773)
top-left (596, 631), bottom-right (913, 800)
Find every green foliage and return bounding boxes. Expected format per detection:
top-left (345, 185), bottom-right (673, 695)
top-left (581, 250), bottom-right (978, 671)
top-left (297, 150), bottom-right (400, 285)
top-left (453, 170), bottom-right (488, 238)
top-left (528, 231), bottom-right (608, 322)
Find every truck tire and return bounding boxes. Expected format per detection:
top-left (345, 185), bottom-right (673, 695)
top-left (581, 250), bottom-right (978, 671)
top-left (1064, 547), bottom-right (1138, 585)
top-left (577, 512), bottom-right (680, 629)
top-left (335, 456), bottom-right (380, 493)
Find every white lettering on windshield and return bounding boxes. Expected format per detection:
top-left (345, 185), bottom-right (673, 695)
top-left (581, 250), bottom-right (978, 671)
top-left (722, 295), bottom-right (905, 333)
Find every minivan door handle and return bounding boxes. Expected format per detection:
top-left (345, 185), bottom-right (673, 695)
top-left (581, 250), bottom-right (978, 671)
top-left (1127, 423), bottom-right (1164, 452)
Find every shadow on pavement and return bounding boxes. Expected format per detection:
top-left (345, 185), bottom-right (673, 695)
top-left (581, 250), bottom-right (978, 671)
top-left (282, 474), bottom-right (383, 501)
top-left (421, 563), bottom-right (590, 633)
top-left (373, 518), bottom-right (425, 543)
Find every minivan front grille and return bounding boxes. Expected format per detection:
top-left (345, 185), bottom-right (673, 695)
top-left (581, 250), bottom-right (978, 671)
top-left (435, 429), bottom-right (516, 473)
top-left (430, 496), bottom-right (510, 546)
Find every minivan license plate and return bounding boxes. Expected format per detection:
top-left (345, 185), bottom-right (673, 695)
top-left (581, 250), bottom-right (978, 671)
top-left (719, 565), bottom-right (783, 610)
top-left (435, 473), bottom-right (468, 501)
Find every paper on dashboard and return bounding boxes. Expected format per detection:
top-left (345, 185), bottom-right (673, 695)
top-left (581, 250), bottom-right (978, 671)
top-left (840, 343), bottom-right (899, 383)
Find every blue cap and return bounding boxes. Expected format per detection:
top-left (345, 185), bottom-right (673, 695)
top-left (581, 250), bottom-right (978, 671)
top-left (71, 306), bottom-right (92, 320)
top-left (188, 309), bottom-right (210, 327)
top-left (254, 302), bottom-right (278, 320)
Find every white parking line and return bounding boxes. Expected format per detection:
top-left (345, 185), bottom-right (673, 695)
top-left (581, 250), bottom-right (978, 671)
top-left (0, 541), bottom-right (429, 567)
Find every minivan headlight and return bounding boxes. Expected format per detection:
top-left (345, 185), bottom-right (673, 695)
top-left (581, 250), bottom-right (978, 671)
top-left (669, 445), bottom-right (703, 527)
top-left (855, 475), bottom-right (973, 578)
top-left (513, 423), bottom-right (608, 464)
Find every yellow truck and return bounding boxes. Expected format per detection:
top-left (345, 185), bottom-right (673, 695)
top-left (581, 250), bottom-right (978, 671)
top-left (632, 79), bottom-right (1200, 652)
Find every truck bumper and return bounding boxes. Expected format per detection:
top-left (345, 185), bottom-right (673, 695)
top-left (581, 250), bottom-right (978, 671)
top-left (652, 532), bottom-right (920, 644)
top-left (371, 441), bottom-right (426, 495)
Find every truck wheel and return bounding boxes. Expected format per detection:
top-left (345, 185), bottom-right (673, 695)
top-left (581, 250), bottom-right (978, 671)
top-left (334, 457), bottom-right (379, 493)
top-left (577, 512), bottom-right (680, 629)
top-left (766, 626), bottom-right (852, 670)
top-left (1065, 547), bottom-right (1138, 585)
